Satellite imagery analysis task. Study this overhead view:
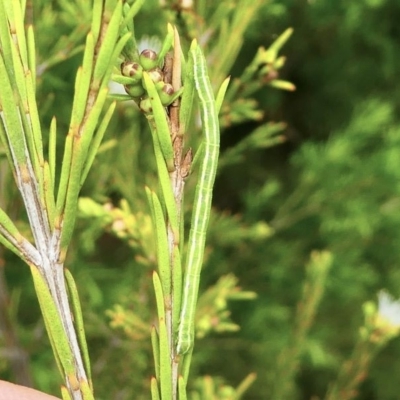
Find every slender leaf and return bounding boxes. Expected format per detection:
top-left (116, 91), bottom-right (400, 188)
top-left (151, 326), bottom-right (160, 381)
top-left (178, 376), bottom-right (187, 400)
top-left (215, 76), bottom-right (230, 114)
top-left (70, 33), bottom-right (95, 128)
top-left (80, 101), bottom-right (116, 185)
top-left (151, 377), bottom-right (161, 400)
top-left (30, 265), bottom-right (76, 378)
top-left (159, 317), bottom-right (172, 400)
top-left (143, 72), bottom-right (174, 171)
top-left (93, 1), bottom-right (123, 84)
top-left (149, 190), bottom-right (171, 297)
top-left (148, 122), bottom-right (179, 238)
top-left (65, 269), bottom-right (92, 385)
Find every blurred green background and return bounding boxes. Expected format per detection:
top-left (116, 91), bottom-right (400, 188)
top-left (2, 0), bottom-right (400, 399)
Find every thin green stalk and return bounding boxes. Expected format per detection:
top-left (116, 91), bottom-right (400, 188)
top-left (270, 251), bottom-right (332, 400)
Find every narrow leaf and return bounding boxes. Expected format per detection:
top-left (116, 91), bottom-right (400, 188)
top-left (61, 386), bottom-right (72, 400)
top-left (151, 377), bottom-right (161, 400)
top-left (148, 123), bottom-right (179, 238)
top-left (234, 373), bottom-right (257, 399)
top-left (65, 269), bottom-right (92, 384)
top-left (178, 376), bottom-right (187, 400)
top-left (158, 24), bottom-right (174, 64)
top-left (93, 1), bottom-right (123, 84)
top-left (181, 348), bottom-right (193, 384)
top-left (56, 134), bottom-right (73, 213)
top-left (0, 208), bottom-right (28, 260)
top-left (0, 53), bottom-right (26, 163)
top-left (77, 379), bottom-right (94, 400)
top-left (48, 117), bottom-right (57, 194)
top-left (11, 0), bottom-right (28, 67)
top-left (80, 101), bottom-right (116, 185)
top-left (27, 25), bottom-right (36, 91)
top-left (70, 33), bottom-right (95, 128)
top-left (0, 116), bottom-right (13, 169)
top-left (172, 246), bottom-right (182, 337)
top-left (0, 1), bottom-right (13, 80)
top-left (91, 0), bottom-right (103, 43)
top-left (30, 265), bottom-right (76, 378)
top-left (43, 162), bottom-right (55, 231)
top-left (60, 88), bottom-right (109, 250)
top-left (143, 72), bottom-right (174, 171)
top-left (159, 317), bottom-right (172, 400)
top-left (150, 191), bottom-right (171, 297)
top-left (25, 69), bottom-right (44, 169)
top-left (215, 76), bottom-right (230, 114)
top-left (99, 32), bottom-right (132, 93)
top-left (151, 326), bottom-right (160, 381)
top-left (153, 271), bottom-right (165, 319)
top-left (179, 40), bottom-right (195, 136)
top-left (122, 0), bottom-right (144, 27)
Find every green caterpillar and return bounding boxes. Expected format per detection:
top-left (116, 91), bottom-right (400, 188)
top-left (176, 43), bottom-right (220, 355)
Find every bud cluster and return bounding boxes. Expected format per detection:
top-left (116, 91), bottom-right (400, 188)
top-left (121, 49), bottom-right (178, 112)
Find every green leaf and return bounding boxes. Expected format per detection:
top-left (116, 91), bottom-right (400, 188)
top-left (60, 88), bottom-right (109, 250)
top-left (27, 25), bottom-right (36, 91)
top-left (25, 69), bottom-right (44, 169)
top-left (78, 380), bottom-right (94, 400)
top-left (153, 271), bottom-right (166, 321)
top-left (111, 74), bottom-right (141, 85)
top-left (93, 0), bottom-right (123, 84)
top-left (151, 377), bottom-right (161, 400)
top-left (80, 101), bottom-right (116, 185)
top-left (9, 34), bottom-right (28, 110)
top-left (0, 207), bottom-right (26, 259)
top-left (91, 0), bottom-right (103, 43)
top-left (30, 265), bottom-right (76, 378)
top-left (0, 53), bottom-right (26, 164)
top-left (234, 373), bottom-right (257, 399)
top-left (181, 349), bottom-right (193, 384)
top-left (151, 326), bottom-right (160, 381)
top-left (178, 375), bottom-right (187, 400)
top-left (152, 272), bottom-right (172, 399)
top-left (61, 386), bottom-right (72, 400)
top-left (107, 93), bottom-right (133, 101)
top-left (122, 0), bottom-right (144, 28)
top-left (48, 117), bottom-right (57, 194)
top-left (70, 33), bottom-right (95, 128)
top-left (148, 122), bottom-right (179, 238)
top-left (65, 269), bottom-right (92, 385)
top-left (56, 134), bottom-right (73, 214)
top-left (0, 1), bottom-right (13, 80)
top-left (142, 72), bottom-right (174, 171)
top-left (179, 40), bottom-right (195, 136)
top-left (172, 246), bottom-right (182, 336)
top-left (11, 0), bottom-right (28, 68)
top-left (100, 32), bottom-right (132, 92)
top-left (215, 76), bottom-right (230, 114)
top-left (43, 162), bottom-right (56, 231)
top-left (0, 113), bottom-right (13, 168)
top-left (158, 24), bottom-right (174, 64)
top-left (147, 189), bottom-right (171, 297)
top-left (159, 317), bottom-right (172, 400)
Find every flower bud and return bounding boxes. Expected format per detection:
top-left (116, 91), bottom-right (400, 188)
top-left (121, 61), bottom-right (143, 81)
top-left (158, 83), bottom-right (175, 106)
top-left (139, 49), bottom-right (158, 70)
top-left (139, 98), bottom-right (152, 113)
top-left (147, 67), bottom-right (163, 84)
top-left (124, 83), bottom-right (145, 98)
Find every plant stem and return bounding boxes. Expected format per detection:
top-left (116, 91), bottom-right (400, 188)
top-left (168, 29), bottom-right (187, 400)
